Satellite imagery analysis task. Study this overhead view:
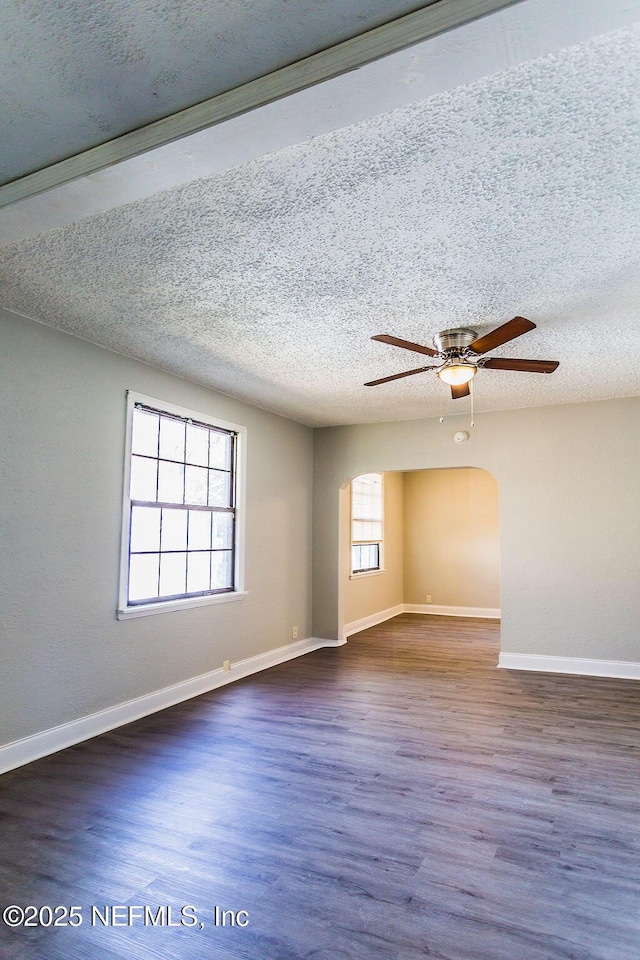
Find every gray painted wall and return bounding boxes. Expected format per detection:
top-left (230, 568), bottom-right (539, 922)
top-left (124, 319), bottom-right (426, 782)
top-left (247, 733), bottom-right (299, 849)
top-left (0, 310), bottom-right (313, 746)
top-left (313, 398), bottom-right (640, 662)
top-left (2, 307), bottom-right (639, 750)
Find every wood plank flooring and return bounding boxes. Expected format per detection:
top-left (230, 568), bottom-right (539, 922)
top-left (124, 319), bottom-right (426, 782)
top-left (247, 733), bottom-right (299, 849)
top-left (1, 614), bottom-right (639, 960)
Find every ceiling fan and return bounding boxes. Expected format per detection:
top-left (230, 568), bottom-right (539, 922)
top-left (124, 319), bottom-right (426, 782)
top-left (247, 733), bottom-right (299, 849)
top-left (365, 316), bottom-right (559, 399)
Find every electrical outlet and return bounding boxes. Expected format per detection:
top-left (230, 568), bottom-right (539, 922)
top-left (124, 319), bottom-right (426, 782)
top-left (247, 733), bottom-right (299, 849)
top-left (292, 625), bottom-right (298, 640)
top-left (223, 659), bottom-right (231, 672)
top-left (426, 595), bottom-right (432, 604)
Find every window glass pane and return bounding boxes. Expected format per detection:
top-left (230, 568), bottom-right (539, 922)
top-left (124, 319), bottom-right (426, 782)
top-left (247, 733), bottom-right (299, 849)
top-left (186, 424), bottom-right (209, 467)
top-left (130, 505), bottom-right (161, 553)
top-left (188, 510), bottom-right (212, 550)
top-left (161, 508), bottom-right (188, 551)
top-left (185, 465), bottom-right (208, 505)
top-left (160, 552), bottom-right (187, 597)
top-left (351, 473), bottom-right (383, 574)
top-left (352, 543), bottom-right (380, 573)
top-left (124, 398), bottom-right (239, 609)
top-left (211, 551), bottom-right (233, 590)
top-left (130, 455), bottom-right (158, 501)
top-left (212, 512), bottom-right (233, 549)
top-left (158, 460), bottom-right (184, 503)
top-left (131, 409), bottom-right (159, 457)
top-left (159, 417), bottom-right (185, 461)
top-left (129, 553), bottom-right (159, 601)
top-left (187, 552), bottom-right (211, 594)
top-left (208, 469), bottom-right (231, 507)
top-left (209, 431), bottom-right (231, 469)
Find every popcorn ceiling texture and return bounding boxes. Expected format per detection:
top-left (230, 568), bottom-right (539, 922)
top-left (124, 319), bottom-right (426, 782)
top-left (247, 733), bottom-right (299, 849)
top-left (1, 24), bottom-right (640, 426)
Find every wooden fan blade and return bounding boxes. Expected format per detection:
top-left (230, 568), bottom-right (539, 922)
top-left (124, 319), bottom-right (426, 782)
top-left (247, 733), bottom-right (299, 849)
top-left (451, 382), bottom-right (470, 399)
top-left (364, 365), bottom-right (435, 386)
top-left (482, 357), bottom-right (559, 373)
top-left (372, 334), bottom-right (438, 357)
top-left (469, 316), bottom-right (535, 355)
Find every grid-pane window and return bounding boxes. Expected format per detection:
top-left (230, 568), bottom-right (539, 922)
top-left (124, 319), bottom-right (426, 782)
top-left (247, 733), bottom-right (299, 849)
top-left (125, 402), bottom-right (237, 606)
top-left (351, 473), bottom-right (383, 573)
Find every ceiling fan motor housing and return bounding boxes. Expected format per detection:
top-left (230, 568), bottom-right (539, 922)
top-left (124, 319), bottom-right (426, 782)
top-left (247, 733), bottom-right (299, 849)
top-left (433, 327), bottom-right (478, 358)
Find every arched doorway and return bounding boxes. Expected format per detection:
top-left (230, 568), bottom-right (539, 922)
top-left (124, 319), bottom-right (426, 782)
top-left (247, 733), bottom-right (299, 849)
top-left (338, 467), bottom-right (500, 640)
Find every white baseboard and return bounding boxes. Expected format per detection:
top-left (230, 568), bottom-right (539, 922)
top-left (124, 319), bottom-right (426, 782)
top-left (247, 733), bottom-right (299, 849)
top-left (403, 603), bottom-right (501, 619)
top-left (0, 637), bottom-right (341, 775)
top-left (498, 652), bottom-right (640, 680)
top-left (342, 604), bottom-right (404, 640)
top-left (342, 602), bottom-right (500, 639)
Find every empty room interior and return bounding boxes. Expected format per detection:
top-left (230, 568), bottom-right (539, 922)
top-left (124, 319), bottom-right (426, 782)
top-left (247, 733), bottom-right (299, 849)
top-left (1, 1), bottom-right (639, 958)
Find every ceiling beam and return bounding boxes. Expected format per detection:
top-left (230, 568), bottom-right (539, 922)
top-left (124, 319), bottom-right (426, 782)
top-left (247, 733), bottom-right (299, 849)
top-left (0, 0), bottom-right (524, 209)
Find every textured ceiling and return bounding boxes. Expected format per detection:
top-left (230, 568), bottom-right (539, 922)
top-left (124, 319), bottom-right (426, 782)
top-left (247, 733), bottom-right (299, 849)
top-left (1, 15), bottom-right (640, 426)
top-left (0, 0), bottom-right (433, 183)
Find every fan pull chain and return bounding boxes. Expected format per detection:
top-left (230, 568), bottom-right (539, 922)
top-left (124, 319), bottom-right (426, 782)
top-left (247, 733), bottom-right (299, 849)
top-left (470, 378), bottom-right (475, 428)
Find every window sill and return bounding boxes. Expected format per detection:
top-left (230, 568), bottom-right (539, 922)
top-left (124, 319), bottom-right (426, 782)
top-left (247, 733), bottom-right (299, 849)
top-left (117, 590), bottom-right (248, 620)
top-left (349, 569), bottom-right (386, 580)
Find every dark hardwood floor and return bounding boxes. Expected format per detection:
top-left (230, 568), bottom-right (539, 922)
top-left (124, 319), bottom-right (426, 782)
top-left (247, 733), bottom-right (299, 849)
top-left (1, 614), bottom-right (639, 960)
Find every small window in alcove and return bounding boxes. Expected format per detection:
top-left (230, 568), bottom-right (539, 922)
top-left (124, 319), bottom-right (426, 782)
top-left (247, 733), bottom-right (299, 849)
top-left (350, 473), bottom-right (383, 574)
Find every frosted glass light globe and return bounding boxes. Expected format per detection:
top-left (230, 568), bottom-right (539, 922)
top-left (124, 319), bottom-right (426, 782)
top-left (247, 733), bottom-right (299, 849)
top-left (437, 363), bottom-right (477, 386)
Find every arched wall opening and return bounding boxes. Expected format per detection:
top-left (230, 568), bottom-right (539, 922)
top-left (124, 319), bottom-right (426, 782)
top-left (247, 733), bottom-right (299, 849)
top-left (312, 400), bottom-right (640, 670)
top-left (338, 467), bottom-right (500, 641)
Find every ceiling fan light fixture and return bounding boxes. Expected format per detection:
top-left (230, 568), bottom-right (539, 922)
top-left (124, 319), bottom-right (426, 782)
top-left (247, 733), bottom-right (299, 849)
top-left (437, 362), bottom-right (477, 386)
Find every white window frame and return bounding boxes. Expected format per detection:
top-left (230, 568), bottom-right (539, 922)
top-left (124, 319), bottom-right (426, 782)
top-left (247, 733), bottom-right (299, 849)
top-left (350, 472), bottom-right (384, 578)
top-left (117, 391), bottom-right (247, 619)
